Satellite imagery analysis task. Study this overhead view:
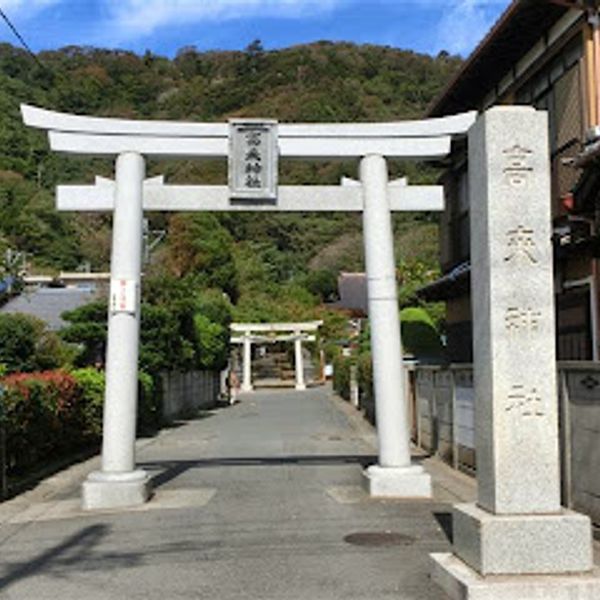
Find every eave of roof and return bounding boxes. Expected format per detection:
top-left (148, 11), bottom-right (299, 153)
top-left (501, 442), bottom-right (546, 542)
top-left (427, 0), bottom-right (571, 118)
top-left (417, 262), bottom-right (471, 301)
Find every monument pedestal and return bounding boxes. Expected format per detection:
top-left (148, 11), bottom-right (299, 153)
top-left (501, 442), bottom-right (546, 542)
top-left (431, 553), bottom-right (600, 600)
top-left (452, 503), bottom-right (593, 575)
top-left (82, 469), bottom-right (151, 510)
top-left (362, 464), bottom-right (431, 498)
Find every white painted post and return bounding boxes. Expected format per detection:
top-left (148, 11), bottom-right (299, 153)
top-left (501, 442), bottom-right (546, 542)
top-left (242, 332), bottom-right (253, 392)
top-left (360, 154), bottom-right (431, 497)
top-left (82, 152), bottom-right (150, 510)
top-left (294, 334), bottom-right (306, 390)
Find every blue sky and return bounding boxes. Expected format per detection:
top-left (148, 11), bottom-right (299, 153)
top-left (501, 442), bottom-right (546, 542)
top-left (0, 0), bottom-right (511, 58)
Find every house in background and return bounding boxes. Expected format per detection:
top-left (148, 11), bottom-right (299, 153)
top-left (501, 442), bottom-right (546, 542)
top-left (420, 0), bottom-right (600, 362)
top-left (335, 272), bottom-right (368, 317)
top-left (0, 272), bottom-right (108, 331)
top-left (1, 287), bottom-right (99, 331)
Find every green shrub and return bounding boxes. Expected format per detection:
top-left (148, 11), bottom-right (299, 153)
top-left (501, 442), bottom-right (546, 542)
top-left (333, 355), bottom-right (352, 400)
top-left (357, 353), bottom-right (373, 400)
top-left (400, 306), bottom-right (444, 359)
top-left (357, 352), bottom-right (375, 423)
top-left (0, 371), bottom-right (90, 475)
top-left (137, 369), bottom-right (162, 434)
top-left (71, 367), bottom-right (105, 437)
top-left (194, 313), bottom-right (228, 370)
top-left (0, 313), bottom-right (70, 374)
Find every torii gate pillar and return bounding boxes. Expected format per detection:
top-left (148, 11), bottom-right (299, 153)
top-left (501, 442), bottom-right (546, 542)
top-left (241, 333), bottom-right (253, 392)
top-left (82, 152), bottom-right (151, 510)
top-left (294, 333), bottom-right (306, 391)
top-left (360, 154), bottom-right (431, 498)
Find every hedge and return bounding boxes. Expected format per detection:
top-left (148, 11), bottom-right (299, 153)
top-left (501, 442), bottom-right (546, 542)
top-left (0, 368), bottom-right (162, 477)
top-left (0, 371), bottom-right (93, 475)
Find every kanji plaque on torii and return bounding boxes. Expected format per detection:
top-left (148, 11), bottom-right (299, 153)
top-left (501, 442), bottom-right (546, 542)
top-left (229, 119), bottom-right (278, 200)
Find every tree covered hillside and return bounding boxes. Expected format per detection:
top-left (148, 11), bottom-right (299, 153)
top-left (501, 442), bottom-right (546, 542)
top-left (0, 40), bottom-right (461, 325)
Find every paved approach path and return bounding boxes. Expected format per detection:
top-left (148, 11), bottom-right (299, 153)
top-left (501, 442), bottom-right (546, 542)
top-left (0, 386), bottom-right (476, 600)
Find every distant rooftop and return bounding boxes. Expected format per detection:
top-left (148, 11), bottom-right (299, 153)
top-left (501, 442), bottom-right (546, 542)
top-left (333, 272), bottom-right (368, 316)
top-left (1, 287), bottom-right (100, 331)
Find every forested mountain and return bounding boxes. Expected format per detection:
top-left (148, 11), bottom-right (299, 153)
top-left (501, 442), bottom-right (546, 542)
top-left (0, 40), bottom-right (461, 324)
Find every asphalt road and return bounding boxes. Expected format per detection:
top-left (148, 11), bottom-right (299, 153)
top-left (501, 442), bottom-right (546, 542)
top-left (0, 386), bottom-right (457, 599)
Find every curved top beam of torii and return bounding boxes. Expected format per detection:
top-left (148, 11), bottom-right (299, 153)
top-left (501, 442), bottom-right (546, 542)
top-left (21, 104), bottom-right (476, 160)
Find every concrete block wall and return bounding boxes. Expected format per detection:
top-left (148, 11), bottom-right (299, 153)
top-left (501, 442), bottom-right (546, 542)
top-left (413, 362), bottom-right (600, 525)
top-left (161, 370), bottom-right (221, 422)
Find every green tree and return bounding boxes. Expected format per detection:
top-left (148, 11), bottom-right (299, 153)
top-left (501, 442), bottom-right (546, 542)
top-left (0, 313), bottom-right (70, 373)
top-left (164, 213), bottom-right (238, 301)
top-left (61, 301), bottom-right (108, 366)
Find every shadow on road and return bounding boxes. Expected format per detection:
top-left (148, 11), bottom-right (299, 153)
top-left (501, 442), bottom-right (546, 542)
top-left (433, 511), bottom-right (453, 543)
top-left (142, 454), bottom-right (376, 488)
top-left (0, 523), bottom-right (143, 592)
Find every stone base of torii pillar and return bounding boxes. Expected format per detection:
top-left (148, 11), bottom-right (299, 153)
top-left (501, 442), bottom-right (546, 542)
top-left (83, 470), bottom-right (151, 510)
top-left (362, 465), bottom-right (431, 498)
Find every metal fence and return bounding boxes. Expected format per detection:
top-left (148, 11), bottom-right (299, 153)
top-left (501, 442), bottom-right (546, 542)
top-left (413, 362), bottom-right (600, 525)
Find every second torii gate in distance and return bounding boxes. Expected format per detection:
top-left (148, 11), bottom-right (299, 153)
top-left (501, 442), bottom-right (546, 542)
top-left (231, 321), bottom-right (322, 391)
top-left (22, 104), bottom-right (475, 509)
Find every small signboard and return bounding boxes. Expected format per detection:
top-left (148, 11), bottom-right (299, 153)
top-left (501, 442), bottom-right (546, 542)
top-left (228, 119), bottom-right (278, 201)
top-left (110, 278), bottom-right (137, 314)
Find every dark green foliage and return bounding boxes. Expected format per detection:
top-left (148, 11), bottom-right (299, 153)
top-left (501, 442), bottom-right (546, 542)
top-left (303, 269), bottom-right (339, 303)
top-left (332, 355), bottom-right (352, 401)
top-left (193, 289), bottom-right (233, 370)
top-left (0, 313), bottom-right (70, 373)
top-left (400, 307), bottom-right (444, 359)
top-left (140, 303), bottom-right (194, 373)
top-left (61, 301), bottom-right (107, 366)
top-left (0, 173), bottom-right (82, 270)
top-left (163, 213), bottom-right (239, 301)
top-left (137, 369), bottom-right (162, 434)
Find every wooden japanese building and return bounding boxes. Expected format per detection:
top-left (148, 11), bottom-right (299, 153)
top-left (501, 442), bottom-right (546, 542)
top-left (421, 0), bottom-right (600, 362)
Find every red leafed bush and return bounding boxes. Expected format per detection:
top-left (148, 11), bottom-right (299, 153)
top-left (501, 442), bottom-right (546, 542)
top-left (0, 371), bottom-right (94, 476)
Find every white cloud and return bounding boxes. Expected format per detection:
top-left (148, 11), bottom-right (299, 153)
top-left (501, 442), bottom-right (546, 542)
top-left (1, 0), bottom-right (61, 19)
top-left (102, 0), bottom-right (340, 42)
top-left (433, 0), bottom-right (508, 56)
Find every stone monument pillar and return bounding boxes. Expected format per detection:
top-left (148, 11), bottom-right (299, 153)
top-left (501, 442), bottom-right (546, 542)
top-left (82, 152), bottom-right (151, 510)
top-left (431, 106), bottom-right (600, 598)
top-left (294, 334), bottom-right (306, 391)
top-left (242, 332), bottom-right (253, 392)
top-left (360, 154), bottom-right (431, 498)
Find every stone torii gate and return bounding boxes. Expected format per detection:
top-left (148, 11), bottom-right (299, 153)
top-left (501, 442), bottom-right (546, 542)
top-left (21, 104), bottom-right (475, 509)
top-left (231, 321), bottom-right (322, 391)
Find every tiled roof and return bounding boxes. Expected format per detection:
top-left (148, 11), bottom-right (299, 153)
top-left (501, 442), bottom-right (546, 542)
top-left (1, 287), bottom-right (99, 331)
top-left (336, 272), bottom-right (368, 315)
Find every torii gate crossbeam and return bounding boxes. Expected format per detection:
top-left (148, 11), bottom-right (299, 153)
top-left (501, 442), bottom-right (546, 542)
top-left (21, 104), bottom-right (475, 510)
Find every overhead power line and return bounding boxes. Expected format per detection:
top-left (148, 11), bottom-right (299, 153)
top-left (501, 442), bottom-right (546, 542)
top-left (0, 5), bottom-right (44, 68)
